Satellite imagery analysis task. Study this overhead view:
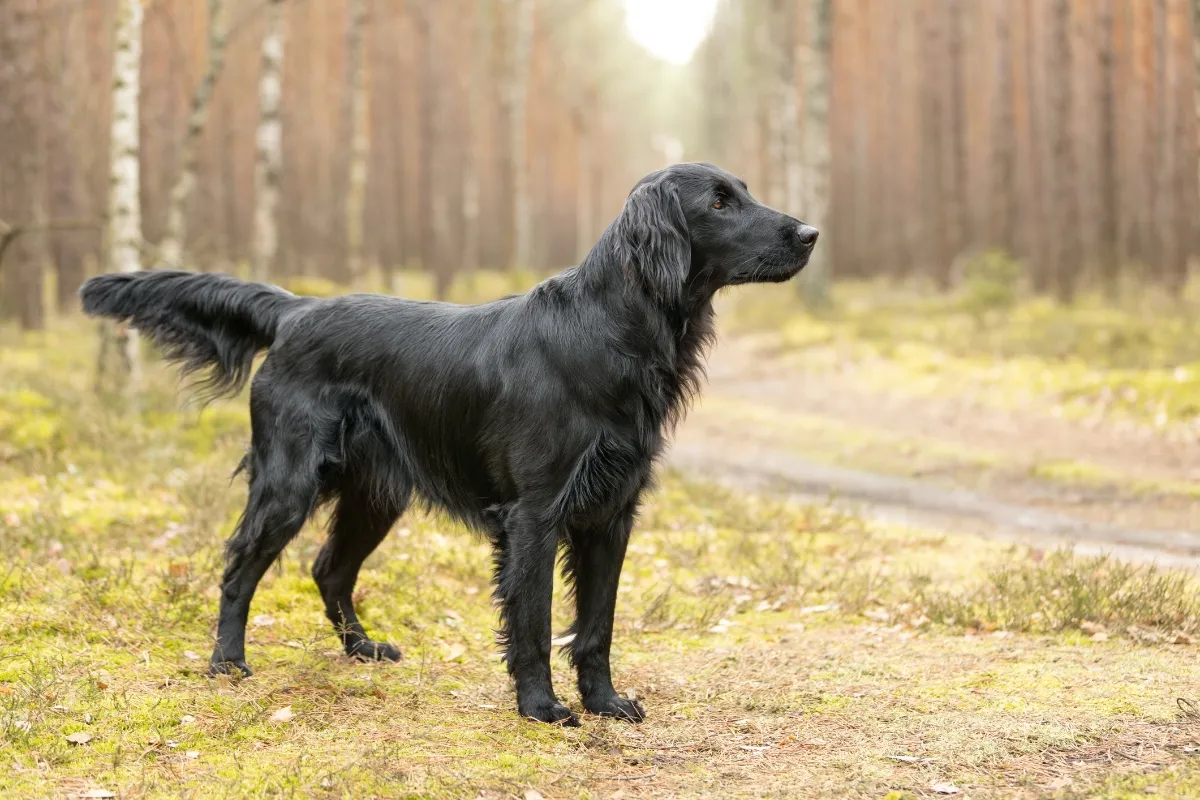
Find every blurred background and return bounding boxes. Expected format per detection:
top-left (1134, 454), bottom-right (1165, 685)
top-left (0, 0), bottom-right (1197, 332)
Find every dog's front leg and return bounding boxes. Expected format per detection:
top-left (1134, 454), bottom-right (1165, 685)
top-left (565, 510), bottom-right (644, 722)
top-left (495, 503), bottom-right (579, 726)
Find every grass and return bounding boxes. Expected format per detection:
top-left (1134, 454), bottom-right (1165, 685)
top-left (3, 318), bottom-right (1200, 798)
top-left (728, 269), bottom-right (1200, 435)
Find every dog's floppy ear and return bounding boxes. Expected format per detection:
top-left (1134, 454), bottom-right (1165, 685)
top-left (616, 178), bottom-right (691, 311)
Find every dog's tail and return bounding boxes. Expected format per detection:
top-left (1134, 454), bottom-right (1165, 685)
top-left (80, 270), bottom-right (314, 398)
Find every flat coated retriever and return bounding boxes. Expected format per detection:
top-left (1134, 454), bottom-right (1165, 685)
top-left (80, 162), bottom-right (818, 726)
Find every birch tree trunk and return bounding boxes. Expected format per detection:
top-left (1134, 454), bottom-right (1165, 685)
top-left (344, 0), bottom-right (369, 287)
top-left (801, 0), bottom-right (832, 305)
top-left (507, 0), bottom-right (535, 271)
top-left (100, 0), bottom-right (144, 391)
top-left (252, 0), bottom-right (285, 284)
top-left (159, 0), bottom-right (229, 269)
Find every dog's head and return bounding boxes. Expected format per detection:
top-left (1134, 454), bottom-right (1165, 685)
top-left (615, 162), bottom-right (818, 310)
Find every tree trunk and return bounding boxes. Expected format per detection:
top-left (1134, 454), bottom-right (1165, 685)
top-left (159, 0), bottom-right (228, 269)
top-left (462, 0), bottom-right (491, 273)
top-left (991, 0), bottom-right (1017, 255)
top-left (574, 88), bottom-right (596, 264)
top-left (507, 0), bottom-right (534, 271)
top-left (944, 0), bottom-right (968, 274)
top-left (1048, 0), bottom-right (1079, 301)
top-left (801, 0), bottom-right (832, 305)
top-left (772, 0), bottom-right (802, 217)
top-left (1163, 0), bottom-right (1190, 296)
top-left (252, 0), bottom-right (285, 284)
top-left (100, 0), bottom-right (144, 391)
top-left (345, 0), bottom-right (369, 287)
top-left (1097, 0), bottom-right (1121, 296)
top-left (0, 0), bottom-right (47, 330)
top-left (762, 4), bottom-right (786, 209)
top-left (920, 0), bottom-right (950, 287)
top-left (1193, 0), bottom-right (1200, 260)
top-left (415, 5), bottom-right (452, 299)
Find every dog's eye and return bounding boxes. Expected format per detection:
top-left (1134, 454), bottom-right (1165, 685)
top-left (712, 199), bottom-right (725, 210)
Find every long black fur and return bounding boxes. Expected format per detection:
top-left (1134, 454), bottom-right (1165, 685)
top-left (79, 162), bottom-right (818, 726)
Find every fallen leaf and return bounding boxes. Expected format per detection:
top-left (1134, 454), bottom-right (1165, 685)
top-left (0, 686), bottom-right (13, 696)
top-left (270, 706), bottom-right (295, 722)
top-left (78, 791), bottom-right (116, 799)
top-left (931, 781), bottom-right (961, 795)
top-left (183, 651), bottom-right (200, 661)
top-left (66, 732), bottom-right (93, 745)
top-left (252, 614), bottom-right (275, 628)
top-left (180, 715), bottom-right (196, 725)
top-left (524, 791), bottom-right (545, 800)
top-left (444, 643), bottom-right (467, 661)
top-left (1091, 632), bottom-right (1110, 642)
top-left (1173, 633), bottom-right (1194, 645)
top-left (168, 563), bottom-right (189, 578)
top-left (799, 604), bottom-right (838, 615)
top-left (186, 750), bottom-right (200, 760)
top-left (738, 744), bottom-right (771, 752)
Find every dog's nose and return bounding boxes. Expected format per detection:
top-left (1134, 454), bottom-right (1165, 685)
top-left (796, 224), bottom-right (819, 247)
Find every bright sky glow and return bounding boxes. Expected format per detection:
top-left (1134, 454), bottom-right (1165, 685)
top-left (622, 0), bottom-right (720, 65)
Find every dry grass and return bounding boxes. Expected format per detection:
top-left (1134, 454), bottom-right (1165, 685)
top-left (725, 275), bottom-right (1200, 437)
top-left (2, 319), bottom-right (1200, 799)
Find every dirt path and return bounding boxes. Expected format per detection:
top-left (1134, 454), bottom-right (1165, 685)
top-left (669, 334), bottom-right (1200, 568)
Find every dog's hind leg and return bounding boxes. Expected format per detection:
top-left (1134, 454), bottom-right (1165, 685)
top-left (209, 394), bottom-right (329, 678)
top-left (494, 501), bottom-right (578, 726)
top-left (209, 448), bottom-right (320, 677)
top-left (562, 507), bottom-right (644, 722)
top-left (313, 472), bottom-right (408, 662)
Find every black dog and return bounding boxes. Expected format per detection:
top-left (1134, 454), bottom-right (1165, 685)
top-left (80, 162), bottom-right (817, 726)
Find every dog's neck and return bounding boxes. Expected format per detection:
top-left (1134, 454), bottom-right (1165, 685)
top-left (573, 232), bottom-right (717, 429)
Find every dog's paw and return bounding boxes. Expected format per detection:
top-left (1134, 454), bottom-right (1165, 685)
top-left (520, 701), bottom-right (581, 727)
top-left (347, 640), bottom-right (402, 663)
top-left (208, 658), bottom-right (253, 679)
top-left (584, 694), bottom-right (646, 723)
